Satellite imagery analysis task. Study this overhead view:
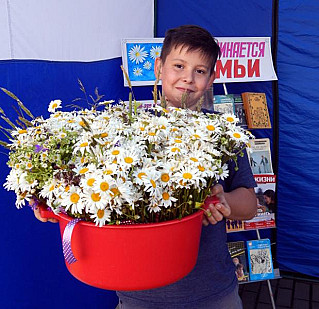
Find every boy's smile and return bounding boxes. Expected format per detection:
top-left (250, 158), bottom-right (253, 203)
top-left (155, 46), bottom-right (215, 110)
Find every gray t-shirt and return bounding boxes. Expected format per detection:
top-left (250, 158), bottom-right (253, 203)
top-left (117, 151), bottom-right (256, 308)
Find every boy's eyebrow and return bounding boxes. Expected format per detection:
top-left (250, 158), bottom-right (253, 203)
top-left (171, 58), bottom-right (210, 69)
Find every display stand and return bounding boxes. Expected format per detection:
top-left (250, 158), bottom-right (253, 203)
top-left (255, 229), bottom-right (276, 309)
top-left (221, 83), bottom-right (277, 309)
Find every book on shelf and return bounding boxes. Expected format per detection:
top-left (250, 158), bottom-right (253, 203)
top-left (247, 138), bottom-right (273, 174)
top-left (227, 241), bottom-right (249, 282)
top-left (233, 94), bottom-right (248, 128)
top-left (245, 174), bottom-right (276, 229)
top-left (241, 92), bottom-right (271, 129)
top-left (213, 95), bottom-right (235, 114)
top-left (247, 239), bottom-right (275, 281)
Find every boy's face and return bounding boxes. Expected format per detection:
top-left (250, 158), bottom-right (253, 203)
top-left (154, 46), bottom-right (215, 110)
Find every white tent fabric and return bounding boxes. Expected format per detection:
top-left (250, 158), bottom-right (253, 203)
top-left (0, 0), bottom-right (154, 61)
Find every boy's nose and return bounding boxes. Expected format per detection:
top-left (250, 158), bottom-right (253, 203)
top-left (182, 70), bottom-right (194, 83)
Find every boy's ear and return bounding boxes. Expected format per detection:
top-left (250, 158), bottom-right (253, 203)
top-left (207, 71), bottom-right (216, 89)
top-left (154, 57), bottom-right (162, 80)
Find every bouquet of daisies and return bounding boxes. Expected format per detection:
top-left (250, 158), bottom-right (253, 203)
top-left (2, 89), bottom-right (252, 226)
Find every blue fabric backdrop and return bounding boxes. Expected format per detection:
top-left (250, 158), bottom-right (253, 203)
top-left (276, 1), bottom-right (319, 276)
top-left (0, 59), bottom-right (153, 308)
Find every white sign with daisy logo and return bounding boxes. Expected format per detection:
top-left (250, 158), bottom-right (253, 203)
top-left (121, 37), bottom-right (277, 86)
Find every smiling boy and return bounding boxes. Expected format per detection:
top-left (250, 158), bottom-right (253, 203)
top-left (116, 25), bottom-right (257, 308)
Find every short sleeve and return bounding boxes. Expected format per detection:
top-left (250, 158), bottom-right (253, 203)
top-left (223, 149), bottom-right (256, 192)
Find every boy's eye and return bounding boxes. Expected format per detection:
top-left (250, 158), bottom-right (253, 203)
top-left (196, 69), bottom-right (206, 74)
top-left (174, 64), bottom-right (183, 69)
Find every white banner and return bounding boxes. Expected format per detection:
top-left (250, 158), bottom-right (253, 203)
top-left (121, 37), bottom-right (277, 86)
top-left (0, 0), bottom-right (154, 61)
top-left (215, 37), bottom-right (277, 83)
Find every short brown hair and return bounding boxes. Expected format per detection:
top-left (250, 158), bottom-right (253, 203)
top-left (160, 25), bottom-right (221, 75)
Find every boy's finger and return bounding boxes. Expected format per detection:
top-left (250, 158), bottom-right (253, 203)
top-left (207, 206), bottom-right (224, 222)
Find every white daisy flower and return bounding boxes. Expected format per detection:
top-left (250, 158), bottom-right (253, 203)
top-left (133, 67), bottom-right (143, 76)
top-left (82, 188), bottom-right (107, 211)
top-left (90, 207), bottom-right (111, 227)
top-left (143, 61), bottom-right (152, 70)
top-left (150, 46), bottom-right (162, 59)
top-left (48, 100), bottom-right (62, 113)
top-left (60, 186), bottom-right (85, 214)
top-left (159, 191), bottom-right (177, 208)
top-left (128, 45), bottom-right (148, 64)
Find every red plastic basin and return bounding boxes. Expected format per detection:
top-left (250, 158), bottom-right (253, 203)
top-left (41, 209), bottom-right (204, 291)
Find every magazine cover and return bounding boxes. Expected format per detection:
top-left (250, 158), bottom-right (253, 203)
top-left (232, 94), bottom-right (248, 128)
top-left (247, 239), bottom-right (275, 281)
top-left (227, 241), bottom-right (249, 282)
top-left (245, 174), bottom-right (276, 229)
top-left (247, 138), bottom-right (273, 174)
top-left (213, 95), bottom-right (235, 114)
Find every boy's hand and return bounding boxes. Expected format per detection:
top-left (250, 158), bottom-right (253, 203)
top-left (29, 199), bottom-right (58, 223)
top-left (202, 184), bottom-right (231, 226)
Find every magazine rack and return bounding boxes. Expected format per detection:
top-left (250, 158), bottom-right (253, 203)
top-left (220, 83), bottom-right (278, 309)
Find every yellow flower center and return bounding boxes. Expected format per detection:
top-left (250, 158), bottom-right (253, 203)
top-left (87, 178), bottom-right (95, 186)
top-left (161, 173), bottom-right (170, 182)
top-left (162, 192), bottom-right (170, 200)
top-left (80, 142), bottom-right (88, 147)
top-left (193, 134), bottom-right (201, 139)
top-left (112, 150), bottom-right (120, 155)
top-left (105, 169), bottom-right (113, 175)
top-left (171, 147), bottom-right (180, 153)
top-left (183, 173), bottom-right (193, 180)
top-left (79, 121), bottom-right (85, 127)
top-left (124, 157), bottom-right (133, 164)
top-left (97, 209), bottom-right (104, 219)
top-left (198, 165), bottom-right (205, 172)
top-left (65, 185), bottom-right (70, 192)
top-left (110, 187), bottom-right (120, 197)
top-left (52, 103), bottom-right (58, 108)
top-left (138, 172), bottom-right (146, 179)
top-left (91, 192), bottom-right (101, 202)
top-left (150, 179), bottom-right (156, 188)
top-left (100, 132), bottom-right (108, 138)
top-left (206, 125), bottom-right (215, 131)
top-left (148, 132), bottom-right (156, 136)
top-left (175, 139), bottom-right (182, 143)
top-left (190, 157), bottom-right (198, 162)
top-left (18, 130), bottom-right (27, 134)
top-left (227, 116), bottom-right (235, 122)
top-left (79, 168), bottom-right (89, 174)
top-left (100, 182), bottom-right (109, 191)
top-left (49, 185), bottom-right (55, 191)
top-left (233, 132), bottom-right (241, 139)
top-left (70, 192), bottom-right (80, 203)
top-left (140, 127), bottom-right (145, 131)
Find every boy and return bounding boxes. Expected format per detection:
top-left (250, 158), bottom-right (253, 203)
top-left (34, 25), bottom-right (257, 308)
top-left (115, 25), bottom-right (257, 308)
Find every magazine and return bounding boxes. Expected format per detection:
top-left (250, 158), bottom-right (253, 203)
top-left (227, 241), bottom-right (249, 282)
top-left (247, 138), bottom-right (273, 174)
top-left (247, 239), bottom-right (275, 281)
top-left (233, 94), bottom-right (248, 128)
top-left (245, 174), bottom-right (276, 229)
top-left (213, 95), bottom-right (235, 114)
